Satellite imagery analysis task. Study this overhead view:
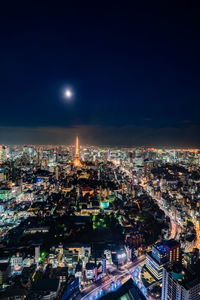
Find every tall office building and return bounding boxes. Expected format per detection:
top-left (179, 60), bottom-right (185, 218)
top-left (144, 159), bottom-right (154, 178)
top-left (162, 263), bottom-right (200, 300)
top-left (0, 146), bottom-right (7, 164)
top-left (146, 239), bottom-right (180, 280)
top-left (35, 246), bottom-right (40, 263)
top-left (55, 166), bottom-right (59, 180)
top-left (128, 152), bottom-right (133, 164)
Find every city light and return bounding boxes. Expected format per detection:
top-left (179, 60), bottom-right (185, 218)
top-left (1, 2), bottom-right (199, 300)
top-left (117, 253), bottom-right (126, 259)
top-left (1, 141), bottom-right (200, 300)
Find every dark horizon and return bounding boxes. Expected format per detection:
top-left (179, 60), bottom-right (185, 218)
top-left (1, 2), bottom-right (200, 146)
top-left (0, 125), bottom-right (200, 148)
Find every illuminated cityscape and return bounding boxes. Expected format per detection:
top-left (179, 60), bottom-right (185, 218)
top-left (0, 142), bottom-right (200, 299)
top-left (1, 2), bottom-right (200, 300)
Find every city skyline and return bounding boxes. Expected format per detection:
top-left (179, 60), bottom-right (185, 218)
top-left (0, 125), bottom-right (200, 147)
top-left (0, 143), bottom-right (200, 299)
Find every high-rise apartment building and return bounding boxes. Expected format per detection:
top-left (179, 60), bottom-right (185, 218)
top-left (162, 263), bottom-right (200, 300)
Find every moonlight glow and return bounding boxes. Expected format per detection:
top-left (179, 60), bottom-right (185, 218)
top-left (65, 89), bottom-right (72, 98)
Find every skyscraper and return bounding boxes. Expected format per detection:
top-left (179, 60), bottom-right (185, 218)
top-left (144, 159), bottom-right (154, 179)
top-left (162, 263), bottom-right (200, 300)
top-left (0, 146), bottom-right (7, 164)
top-left (55, 166), bottom-right (59, 180)
top-left (146, 239), bottom-right (180, 280)
top-left (35, 246), bottom-right (40, 264)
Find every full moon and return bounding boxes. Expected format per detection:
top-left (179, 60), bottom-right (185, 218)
top-left (65, 89), bottom-right (72, 98)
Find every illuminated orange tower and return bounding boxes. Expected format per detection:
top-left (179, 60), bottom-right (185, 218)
top-left (74, 136), bottom-right (82, 167)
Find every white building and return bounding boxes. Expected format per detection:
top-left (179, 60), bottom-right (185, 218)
top-left (35, 246), bottom-right (40, 263)
top-left (11, 253), bottom-right (23, 267)
top-left (162, 264), bottom-right (200, 300)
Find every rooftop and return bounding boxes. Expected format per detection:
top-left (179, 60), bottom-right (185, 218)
top-left (165, 262), bottom-right (200, 290)
top-left (33, 278), bottom-right (60, 292)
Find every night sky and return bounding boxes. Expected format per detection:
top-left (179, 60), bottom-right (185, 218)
top-left (0, 2), bottom-right (200, 146)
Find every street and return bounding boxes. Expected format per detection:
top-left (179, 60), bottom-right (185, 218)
top-left (75, 255), bottom-right (146, 300)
